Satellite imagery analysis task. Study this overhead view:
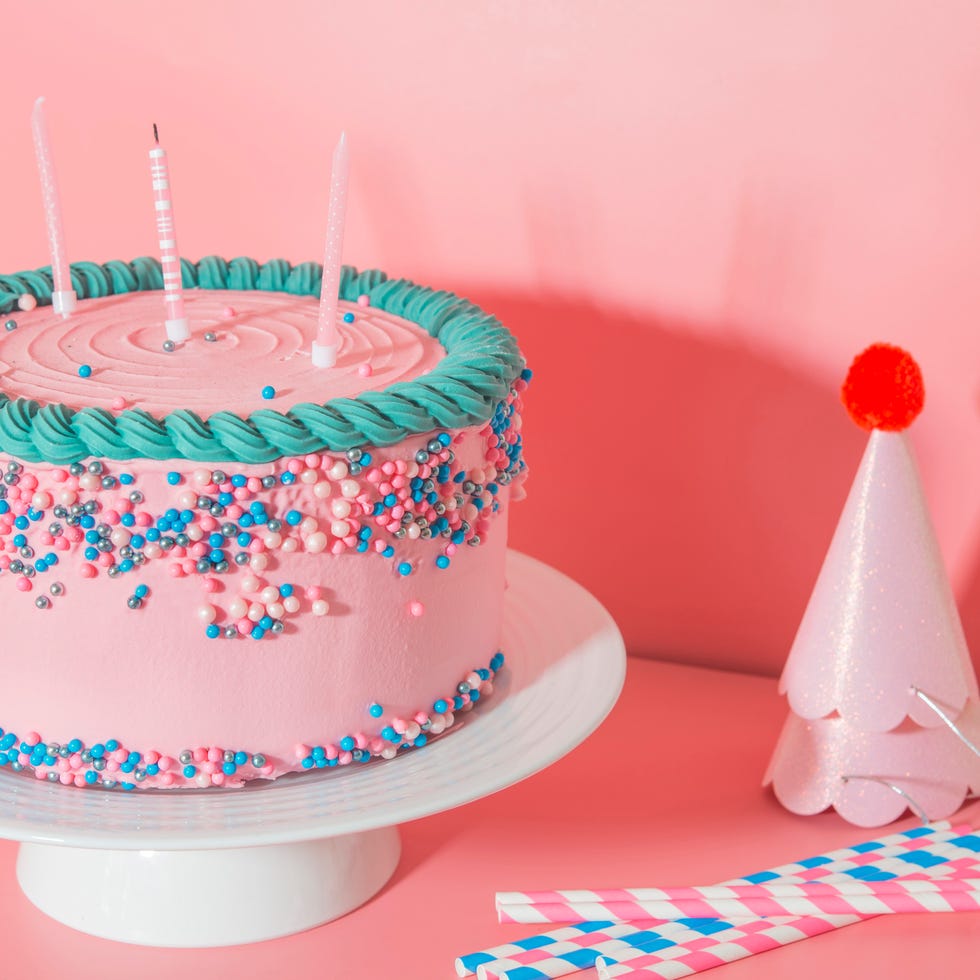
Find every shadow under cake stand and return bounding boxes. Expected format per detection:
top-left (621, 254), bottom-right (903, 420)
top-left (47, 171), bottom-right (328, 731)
top-left (0, 550), bottom-right (625, 947)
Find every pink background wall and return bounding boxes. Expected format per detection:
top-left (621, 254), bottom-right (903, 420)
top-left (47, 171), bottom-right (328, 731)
top-left (1, 1), bottom-right (979, 676)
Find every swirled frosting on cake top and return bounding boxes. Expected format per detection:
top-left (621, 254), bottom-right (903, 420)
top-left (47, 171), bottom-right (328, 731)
top-left (0, 258), bottom-right (526, 464)
top-left (0, 290), bottom-right (443, 417)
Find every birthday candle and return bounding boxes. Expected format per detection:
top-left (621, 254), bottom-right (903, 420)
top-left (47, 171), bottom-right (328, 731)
top-left (149, 124), bottom-right (190, 342)
top-left (312, 131), bottom-right (349, 367)
top-left (31, 97), bottom-right (76, 317)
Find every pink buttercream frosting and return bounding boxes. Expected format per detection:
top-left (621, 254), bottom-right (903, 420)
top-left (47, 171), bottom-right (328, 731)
top-left (0, 289), bottom-right (444, 416)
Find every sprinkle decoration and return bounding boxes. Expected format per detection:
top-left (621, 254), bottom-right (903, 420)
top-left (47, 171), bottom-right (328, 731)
top-left (0, 372), bottom-right (529, 790)
top-left (261, 385), bottom-right (276, 400)
top-left (841, 343), bottom-right (924, 432)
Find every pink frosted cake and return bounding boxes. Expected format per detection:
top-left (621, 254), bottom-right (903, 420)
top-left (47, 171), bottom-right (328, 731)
top-left (0, 257), bottom-right (529, 789)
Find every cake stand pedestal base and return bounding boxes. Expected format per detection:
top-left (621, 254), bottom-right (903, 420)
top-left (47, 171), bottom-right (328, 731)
top-left (16, 826), bottom-right (401, 947)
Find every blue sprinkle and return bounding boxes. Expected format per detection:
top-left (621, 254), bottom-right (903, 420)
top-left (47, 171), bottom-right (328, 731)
top-left (285, 510), bottom-right (302, 526)
top-left (239, 513), bottom-right (254, 528)
top-left (232, 474), bottom-right (246, 488)
top-left (280, 472), bottom-right (295, 485)
top-left (453, 696), bottom-right (464, 710)
top-left (259, 616), bottom-right (273, 630)
top-left (165, 509), bottom-right (179, 521)
top-left (261, 385), bottom-right (276, 400)
top-left (315, 757), bottom-right (328, 768)
top-left (0, 501), bottom-right (7, 514)
top-left (222, 762), bottom-right (237, 775)
top-left (146, 763), bottom-right (160, 776)
top-left (166, 471), bottom-right (181, 485)
top-left (397, 562), bottom-right (412, 576)
top-left (118, 559), bottom-right (134, 572)
top-left (85, 771), bottom-right (98, 784)
top-left (301, 756), bottom-right (314, 769)
top-left (356, 540), bottom-right (369, 553)
top-left (521, 367), bottom-right (533, 381)
top-left (105, 740), bottom-right (119, 752)
top-left (90, 743), bottom-right (105, 759)
top-left (130, 535), bottom-right (145, 549)
top-left (237, 532), bottom-right (252, 547)
top-left (382, 546), bottom-right (395, 559)
top-left (433, 699), bottom-right (448, 713)
top-left (369, 703), bottom-right (384, 718)
top-left (437, 432), bottom-right (451, 446)
top-left (380, 726), bottom-right (397, 742)
top-left (339, 736), bottom-right (355, 752)
top-left (121, 513), bottom-right (135, 527)
top-left (145, 526), bottom-right (160, 541)
top-left (279, 583), bottom-right (294, 597)
top-left (470, 689), bottom-right (481, 702)
top-left (27, 508), bottom-right (42, 521)
top-left (119, 473), bottom-right (134, 485)
top-left (218, 492), bottom-right (233, 506)
top-left (414, 734), bottom-right (427, 747)
top-left (34, 559), bottom-right (47, 573)
top-left (206, 624), bottom-right (220, 638)
top-left (342, 312), bottom-right (355, 323)
top-left (120, 762), bottom-right (134, 774)
top-left (134, 584), bottom-right (148, 599)
top-left (208, 533), bottom-right (224, 548)
top-left (235, 751), bottom-right (247, 766)
top-left (13, 516), bottom-right (28, 530)
top-left (312, 746), bottom-right (326, 760)
top-left (183, 765), bottom-right (196, 778)
top-left (360, 453), bottom-right (372, 465)
top-left (436, 556), bottom-right (450, 569)
top-left (13, 534), bottom-right (26, 548)
top-left (78, 364), bottom-right (92, 378)
top-left (249, 502), bottom-right (266, 516)
top-left (209, 549), bottom-right (225, 564)
top-left (250, 626), bottom-right (265, 640)
top-left (171, 521), bottom-right (185, 533)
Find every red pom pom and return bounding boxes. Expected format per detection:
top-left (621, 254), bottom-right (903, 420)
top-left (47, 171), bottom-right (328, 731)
top-left (841, 343), bottom-right (924, 431)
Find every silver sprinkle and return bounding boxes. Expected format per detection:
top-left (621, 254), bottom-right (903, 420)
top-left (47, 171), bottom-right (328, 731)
top-left (119, 546), bottom-right (134, 559)
top-left (348, 463), bottom-right (362, 476)
top-left (415, 450), bottom-right (429, 464)
top-left (261, 475), bottom-right (276, 489)
top-left (457, 682), bottom-right (471, 694)
top-left (178, 750), bottom-right (192, 765)
top-left (34, 596), bottom-right (50, 611)
top-left (251, 754), bottom-right (266, 768)
top-left (58, 745), bottom-right (70, 758)
top-left (427, 439), bottom-right (442, 454)
top-left (209, 504), bottom-right (225, 518)
top-left (107, 566), bottom-right (121, 578)
top-left (47, 772), bottom-right (59, 782)
top-left (204, 331), bottom-right (217, 342)
top-left (197, 496), bottom-right (212, 509)
top-left (223, 750), bottom-right (236, 763)
top-left (234, 552), bottom-right (249, 566)
top-left (69, 462), bottom-right (84, 476)
top-left (134, 769), bottom-right (147, 781)
top-left (214, 560), bottom-right (229, 573)
top-left (468, 535), bottom-right (481, 546)
top-left (211, 470), bottom-right (226, 485)
top-left (223, 626), bottom-right (238, 639)
top-left (87, 460), bottom-right (104, 475)
top-left (266, 518), bottom-right (282, 532)
top-left (346, 448), bottom-right (363, 463)
top-left (96, 522), bottom-right (110, 537)
top-left (4, 319), bottom-right (16, 331)
top-left (102, 778), bottom-right (117, 788)
top-left (10, 762), bottom-right (22, 772)
top-left (93, 758), bottom-right (106, 772)
top-left (101, 476), bottom-right (116, 490)
top-left (23, 566), bottom-right (35, 578)
top-left (19, 545), bottom-right (34, 559)
top-left (270, 620), bottom-right (285, 634)
top-left (195, 559), bottom-right (211, 574)
top-left (127, 596), bottom-right (142, 609)
top-left (221, 522), bottom-right (236, 537)
top-left (80, 750), bottom-right (93, 763)
top-left (50, 581), bottom-right (64, 597)
top-left (162, 339), bottom-right (176, 353)
top-left (174, 534), bottom-right (189, 548)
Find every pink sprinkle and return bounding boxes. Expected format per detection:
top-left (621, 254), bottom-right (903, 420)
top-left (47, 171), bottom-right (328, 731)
top-left (51, 468), bottom-right (68, 483)
top-left (246, 477), bottom-right (262, 493)
top-left (338, 751), bottom-right (353, 766)
top-left (158, 772), bottom-right (174, 786)
top-left (357, 363), bottom-right (373, 378)
top-left (237, 618), bottom-right (251, 635)
top-left (221, 306), bottom-right (236, 319)
top-left (354, 733), bottom-right (368, 750)
top-left (16, 577), bottom-right (31, 592)
top-left (39, 532), bottom-right (54, 546)
top-left (207, 747), bottom-right (223, 763)
top-left (17, 293), bottom-right (37, 311)
top-left (25, 732), bottom-right (40, 746)
top-left (305, 585), bottom-right (323, 600)
top-left (357, 294), bottom-right (370, 307)
top-left (103, 509), bottom-right (121, 525)
top-left (59, 771), bottom-right (73, 785)
top-left (202, 576), bottom-right (219, 593)
top-left (168, 564), bottom-right (184, 578)
top-left (157, 756), bottom-right (174, 772)
top-left (414, 711), bottom-right (429, 725)
top-left (305, 453), bottom-right (321, 468)
top-left (392, 718), bottom-right (407, 735)
top-left (111, 396), bottom-right (127, 411)
top-left (192, 747), bottom-right (207, 763)
top-left (409, 601), bottom-right (425, 617)
top-left (135, 512), bottom-right (153, 527)
top-left (79, 563), bottom-right (97, 578)
top-left (200, 761), bottom-right (217, 775)
top-left (112, 748), bottom-right (128, 764)
top-left (294, 743), bottom-right (311, 759)
top-left (144, 751), bottom-right (160, 765)
top-left (211, 772), bottom-right (225, 786)
top-left (325, 743), bottom-right (339, 760)
top-left (287, 459), bottom-right (303, 474)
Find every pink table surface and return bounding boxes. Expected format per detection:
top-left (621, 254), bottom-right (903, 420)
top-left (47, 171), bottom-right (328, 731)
top-left (1, 657), bottom-right (978, 980)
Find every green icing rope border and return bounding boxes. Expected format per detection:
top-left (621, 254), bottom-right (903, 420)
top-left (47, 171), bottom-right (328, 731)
top-left (0, 257), bottom-right (525, 465)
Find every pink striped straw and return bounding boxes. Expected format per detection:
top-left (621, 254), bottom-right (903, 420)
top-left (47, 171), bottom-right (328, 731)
top-left (149, 124), bottom-right (189, 342)
top-left (461, 823), bottom-right (967, 978)
top-left (312, 130), bottom-right (348, 367)
top-left (31, 97), bottom-right (76, 317)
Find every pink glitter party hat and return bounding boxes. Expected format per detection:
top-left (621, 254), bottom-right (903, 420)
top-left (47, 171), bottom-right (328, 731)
top-left (766, 344), bottom-right (980, 825)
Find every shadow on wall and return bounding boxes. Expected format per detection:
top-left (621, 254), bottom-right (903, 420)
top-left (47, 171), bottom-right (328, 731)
top-left (960, 549), bottom-right (980, 670)
top-left (462, 288), bottom-right (869, 678)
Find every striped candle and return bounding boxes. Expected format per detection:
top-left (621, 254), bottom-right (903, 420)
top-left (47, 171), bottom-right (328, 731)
top-left (31, 97), bottom-right (76, 317)
top-left (149, 124), bottom-right (190, 342)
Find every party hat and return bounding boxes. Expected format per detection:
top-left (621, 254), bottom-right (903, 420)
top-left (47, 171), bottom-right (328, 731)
top-left (766, 344), bottom-right (980, 825)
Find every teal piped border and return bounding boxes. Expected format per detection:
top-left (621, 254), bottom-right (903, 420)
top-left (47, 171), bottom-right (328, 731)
top-left (0, 257), bottom-right (524, 465)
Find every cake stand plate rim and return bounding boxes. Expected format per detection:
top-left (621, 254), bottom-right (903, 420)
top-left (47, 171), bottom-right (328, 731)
top-left (0, 549), bottom-right (625, 849)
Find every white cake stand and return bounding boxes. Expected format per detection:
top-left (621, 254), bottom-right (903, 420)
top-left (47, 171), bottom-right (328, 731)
top-left (0, 551), bottom-right (625, 947)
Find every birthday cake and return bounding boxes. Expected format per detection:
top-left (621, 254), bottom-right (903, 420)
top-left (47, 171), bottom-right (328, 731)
top-left (0, 257), bottom-right (529, 789)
